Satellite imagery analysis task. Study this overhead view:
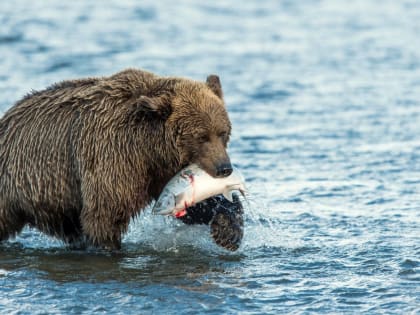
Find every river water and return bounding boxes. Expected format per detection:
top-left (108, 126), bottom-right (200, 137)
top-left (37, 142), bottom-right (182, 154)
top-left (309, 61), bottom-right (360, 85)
top-left (0, 1), bottom-right (419, 314)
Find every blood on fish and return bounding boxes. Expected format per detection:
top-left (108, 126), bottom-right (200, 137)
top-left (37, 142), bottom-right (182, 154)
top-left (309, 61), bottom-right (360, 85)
top-left (175, 209), bottom-right (187, 218)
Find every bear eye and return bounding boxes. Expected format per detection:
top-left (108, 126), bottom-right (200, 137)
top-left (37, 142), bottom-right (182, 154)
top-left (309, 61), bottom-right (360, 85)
top-left (197, 134), bottom-right (210, 143)
top-left (218, 131), bottom-right (228, 139)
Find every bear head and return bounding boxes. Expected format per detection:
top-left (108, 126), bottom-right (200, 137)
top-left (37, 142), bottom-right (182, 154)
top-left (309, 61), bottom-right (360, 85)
top-left (137, 74), bottom-right (233, 178)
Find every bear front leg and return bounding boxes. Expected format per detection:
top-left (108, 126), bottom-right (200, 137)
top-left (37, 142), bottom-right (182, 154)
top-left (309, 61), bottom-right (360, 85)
top-left (177, 194), bottom-right (244, 251)
top-left (79, 168), bottom-right (137, 250)
top-left (80, 203), bottom-right (128, 250)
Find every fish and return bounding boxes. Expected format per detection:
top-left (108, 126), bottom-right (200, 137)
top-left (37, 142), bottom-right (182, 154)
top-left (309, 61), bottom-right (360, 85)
top-left (152, 164), bottom-right (246, 217)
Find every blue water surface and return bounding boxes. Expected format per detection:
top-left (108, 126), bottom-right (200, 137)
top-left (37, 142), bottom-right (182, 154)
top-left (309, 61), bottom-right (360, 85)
top-left (0, 0), bottom-right (419, 314)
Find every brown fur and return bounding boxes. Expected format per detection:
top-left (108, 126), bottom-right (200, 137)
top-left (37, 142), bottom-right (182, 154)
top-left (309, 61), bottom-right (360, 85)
top-left (0, 68), bottom-right (232, 249)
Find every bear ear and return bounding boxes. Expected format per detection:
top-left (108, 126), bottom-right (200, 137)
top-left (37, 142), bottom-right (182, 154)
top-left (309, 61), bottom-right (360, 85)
top-left (206, 74), bottom-right (223, 99)
top-left (137, 95), bottom-right (172, 119)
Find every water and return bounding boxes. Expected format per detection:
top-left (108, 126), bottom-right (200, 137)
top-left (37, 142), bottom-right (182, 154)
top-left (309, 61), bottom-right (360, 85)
top-left (1, 0), bottom-right (419, 313)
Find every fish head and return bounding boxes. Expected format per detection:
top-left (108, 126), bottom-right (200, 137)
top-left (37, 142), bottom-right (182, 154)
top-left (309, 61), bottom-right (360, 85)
top-left (153, 164), bottom-right (203, 216)
top-left (152, 192), bottom-right (177, 215)
top-left (153, 189), bottom-right (194, 216)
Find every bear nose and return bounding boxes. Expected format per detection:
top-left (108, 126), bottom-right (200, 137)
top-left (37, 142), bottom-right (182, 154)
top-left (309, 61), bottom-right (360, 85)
top-left (216, 164), bottom-right (233, 178)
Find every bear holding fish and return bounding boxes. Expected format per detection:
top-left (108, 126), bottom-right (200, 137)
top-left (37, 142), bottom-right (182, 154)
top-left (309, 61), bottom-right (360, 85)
top-left (154, 164), bottom-right (246, 251)
top-left (0, 69), bottom-right (246, 251)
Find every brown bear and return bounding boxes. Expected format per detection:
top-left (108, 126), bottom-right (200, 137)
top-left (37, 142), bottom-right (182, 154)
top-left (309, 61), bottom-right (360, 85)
top-left (0, 68), bottom-right (234, 250)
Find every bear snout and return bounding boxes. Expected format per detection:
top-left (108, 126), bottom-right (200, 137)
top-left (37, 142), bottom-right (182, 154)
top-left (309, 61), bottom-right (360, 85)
top-left (215, 162), bottom-right (233, 178)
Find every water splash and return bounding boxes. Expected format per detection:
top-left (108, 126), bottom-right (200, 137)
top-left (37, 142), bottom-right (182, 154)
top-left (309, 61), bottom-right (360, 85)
top-left (124, 206), bottom-right (226, 254)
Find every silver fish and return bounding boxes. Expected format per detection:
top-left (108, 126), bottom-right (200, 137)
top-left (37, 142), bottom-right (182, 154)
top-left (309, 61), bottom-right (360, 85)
top-left (152, 164), bottom-right (246, 217)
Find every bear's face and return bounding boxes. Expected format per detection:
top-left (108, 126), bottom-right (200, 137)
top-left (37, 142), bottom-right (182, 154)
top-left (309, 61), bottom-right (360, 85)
top-left (134, 74), bottom-right (233, 178)
top-left (170, 77), bottom-right (233, 178)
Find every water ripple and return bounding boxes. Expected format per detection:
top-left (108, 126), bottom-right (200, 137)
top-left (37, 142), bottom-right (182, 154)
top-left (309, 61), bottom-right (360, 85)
top-left (1, 0), bottom-right (419, 314)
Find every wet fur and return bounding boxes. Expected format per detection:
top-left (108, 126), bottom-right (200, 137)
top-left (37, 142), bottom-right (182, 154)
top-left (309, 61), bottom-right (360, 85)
top-left (180, 194), bottom-right (244, 251)
top-left (0, 68), bottom-right (231, 249)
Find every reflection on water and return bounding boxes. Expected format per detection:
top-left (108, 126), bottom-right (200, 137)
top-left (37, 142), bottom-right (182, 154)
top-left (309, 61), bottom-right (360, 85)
top-left (0, 243), bottom-right (241, 284)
